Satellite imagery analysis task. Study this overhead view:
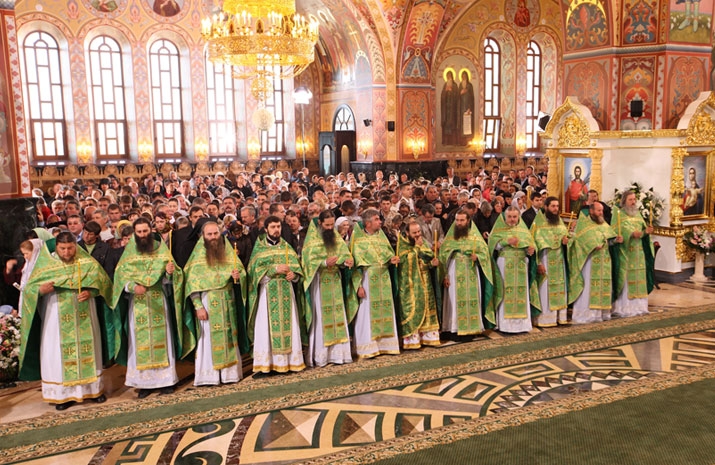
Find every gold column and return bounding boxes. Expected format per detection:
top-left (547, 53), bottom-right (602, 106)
top-left (669, 147), bottom-right (687, 227)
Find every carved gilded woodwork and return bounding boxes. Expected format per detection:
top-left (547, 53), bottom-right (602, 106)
top-left (159, 163), bottom-right (173, 175)
top-left (177, 162), bottom-right (192, 176)
top-left (105, 165), bottom-right (118, 176)
top-left (557, 115), bottom-right (591, 148)
top-left (685, 92), bottom-right (715, 146)
top-left (545, 148), bottom-right (559, 197)
top-left (125, 164), bottom-right (138, 175)
top-left (588, 149), bottom-right (603, 196)
top-left (595, 129), bottom-right (683, 139)
top-left (229, 162), bottom-right (245, 174)
top-left (669, 148), bottom-right (686, 227)
top-left (685, 113), bottom-right (715, 146)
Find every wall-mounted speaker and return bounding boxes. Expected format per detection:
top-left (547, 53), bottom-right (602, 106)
top-left (363, 119), bottom-right (372, 127)
top-left (387, 121), bottom-right (395, 131)
top-left (630, 100), bottom-right (643, 118)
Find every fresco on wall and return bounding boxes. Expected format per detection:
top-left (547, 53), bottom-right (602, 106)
top-left (0, 36), bottom-right (17, 196)
top-left (90, 0), bottom-right (118, 13)
top-left (506, 0), bottom-right (540, 31)
top-left (669, 0), bottom-right (713, 43)
top-left (623, 0), bottom-right (657, 44)
top-left (151, 0), bottom-right (182, 17)
top-left (620, 57), bottom-right (655, 130)
top-left (565, 61), bottom-right (608, 129)
top-left (438, 66), bottom-right (475, 147)
top-left (400, 2), bottom-right (444, 83)
top-left (565, 0), bottom-right (609, 51)
top-left (666, 56), bottom-right (706, 128)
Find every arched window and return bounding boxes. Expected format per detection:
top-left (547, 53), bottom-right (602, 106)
top-left (483, 37), bottom-right (501, 152)
top-left (149, 39), bottom-right (184, 160)
top-left (88, 35), bottom-right (129, 160)
top-left (22, 31), bottom-right (69, 163)
top-left (260, 67), bottom-right (286, 155)
top-left (333, 105), bottom-right (355, 131)
top-left (525, 40), bottom-right (542, 151)
top-left (205, 58), bottom-right (236, 160)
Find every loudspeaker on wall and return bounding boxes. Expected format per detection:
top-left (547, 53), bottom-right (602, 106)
top-left (387, 121), bottom-right (395, 131)
top-left (630, 100), bottom-right (643, 118)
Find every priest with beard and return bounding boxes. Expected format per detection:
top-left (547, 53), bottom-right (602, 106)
top-left (19, 232), bottom-right (114, 410)
top-left (247, 215), bottom-right (306, 373)
top-left (611, 190), bottom-right (655, 318)
top-left (350, 208), bottom-right (401, 359)
top-left (184, 222), bottom-right (248, 386)
top-left (110, 217), bottom-right (187, 399)
top-left (567, 202), bottom-right (620, 324)
top-left (301, 210), bottom-right (355, 367)
top-left (439, 209), bottom-right (495, 339)
top-left (531, 197), bottom-right (570, 327)
top-left (396, 220), bottom-right (441, 349)
top-left (487, 206), bottom-right (537, 333)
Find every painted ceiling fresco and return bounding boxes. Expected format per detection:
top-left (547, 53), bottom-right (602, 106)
top-left (297, 0), bottom-right (483, 86)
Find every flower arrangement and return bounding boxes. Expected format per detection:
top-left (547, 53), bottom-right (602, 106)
top-left (610, 182), bottom-right (666, 226)
top-left (683, 226), bottom-right (715, 254)
top-left (0, 314), bottom-right (21, 382)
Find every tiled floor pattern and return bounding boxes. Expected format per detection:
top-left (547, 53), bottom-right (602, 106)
top-left (18, 329), bottom-right (715, 465)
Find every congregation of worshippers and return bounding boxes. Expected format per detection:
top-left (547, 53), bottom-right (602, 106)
top-left (2, 164), bottom-right (655, 410)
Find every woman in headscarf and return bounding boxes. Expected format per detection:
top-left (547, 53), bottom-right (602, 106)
top-left (511, 191), bottom-right (527, 213)
top-left (14, 238), bottom-right (44, 317)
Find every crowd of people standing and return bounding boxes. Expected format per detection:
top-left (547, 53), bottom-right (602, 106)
top-left (2, 164), bottom-right (655, 411)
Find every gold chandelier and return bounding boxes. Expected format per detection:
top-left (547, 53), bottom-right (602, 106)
top-left (201, 0), bottom-right (319, 79)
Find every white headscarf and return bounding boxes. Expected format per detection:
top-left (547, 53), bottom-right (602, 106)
top-left (511, 191), bottom-right (527, 213)
top-left (17, 238), bottom-right (44, 317)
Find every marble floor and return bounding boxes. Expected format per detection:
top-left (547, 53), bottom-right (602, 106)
top-left (2, 282), bottom-right (715, 465)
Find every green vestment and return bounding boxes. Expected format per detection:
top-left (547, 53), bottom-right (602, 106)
top-left (567, 212), bottom-right (617, 308)
top-left (350, 223), bottom-right (397, 340)
top-left (438, 222), bottom-right (496, 333)
top-left (247, 235), bottom-right (305, 354)
top-left (19, 243), bottom-right (113, 385)
top-left (110, 237), bottom-right (187, 368)
top-left (301, 219), bottom-right (355, 347)
top-left (531, 212), bottom-right (568, 312)
top-left (612, 207), bottom-right (654, 299)
top-left (184, 236), bottom-right (248, 369)
top-left (396, 233), bottom-right (440, 340)
top-left (487, 214), bottom-right (538, 319)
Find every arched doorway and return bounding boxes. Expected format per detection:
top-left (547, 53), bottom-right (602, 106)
top-left (333, 105), bottom-right (356, 174)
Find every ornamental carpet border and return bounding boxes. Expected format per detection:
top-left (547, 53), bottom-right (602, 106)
top-left (1, 304), bottom-right (715, 463)
top-left (3, 302), bottom-right (710, 433)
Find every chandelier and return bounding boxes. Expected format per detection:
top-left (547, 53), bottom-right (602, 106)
top-left (201, 0), bottom-right (319, 80)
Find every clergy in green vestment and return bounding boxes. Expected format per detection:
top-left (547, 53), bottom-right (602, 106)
top-left (19, 232), bottom-right (114, 410)
top-left (247, 215), bottom-right (306, 373)
top-left (110, 217), bottom-right (186, 398)
top-left (487, 206), bottom-right (538, 333)
top-left (184, 222), bottom-right (248, 386)
top-left (611, 190), bottom-right (655, 318)
top-left (439, 209), bottom-right (495, 336)
top-left (350, 208), bottom-right (401, 359)
top-left (302, 211), bottom-right (356, 367)
top-left (531, 197), bottom-right (570, 327)
top-left (567, 201), bottom-right (619, 324)
top-left (396, 221), bottom-right (441, 349)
